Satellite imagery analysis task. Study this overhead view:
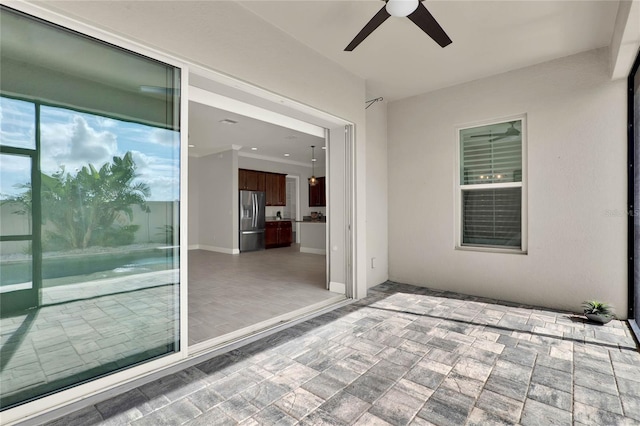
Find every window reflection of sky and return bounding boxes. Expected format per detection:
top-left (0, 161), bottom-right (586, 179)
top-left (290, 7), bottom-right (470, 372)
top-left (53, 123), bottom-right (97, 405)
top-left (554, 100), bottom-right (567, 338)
top-left (0, 97), bottom-right (35, 149)
top-left (0, 97), bottom-right (180, 201)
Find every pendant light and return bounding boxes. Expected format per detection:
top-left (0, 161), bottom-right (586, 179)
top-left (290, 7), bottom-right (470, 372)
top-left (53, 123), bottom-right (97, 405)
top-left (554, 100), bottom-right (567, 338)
top-left (309, 145), bottom-right (317, 187)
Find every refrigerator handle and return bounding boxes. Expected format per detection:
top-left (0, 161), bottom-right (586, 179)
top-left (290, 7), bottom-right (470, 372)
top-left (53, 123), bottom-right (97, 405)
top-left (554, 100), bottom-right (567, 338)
top-left (253, 193), bottom-right (257, 228)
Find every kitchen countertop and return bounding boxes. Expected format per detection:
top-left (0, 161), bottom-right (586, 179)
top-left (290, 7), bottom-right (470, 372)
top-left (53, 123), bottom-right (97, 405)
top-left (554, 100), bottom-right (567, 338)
top-left (265, 217), bottom-right (326, 223)
top-left (265, 217), bottom-right (294, 222)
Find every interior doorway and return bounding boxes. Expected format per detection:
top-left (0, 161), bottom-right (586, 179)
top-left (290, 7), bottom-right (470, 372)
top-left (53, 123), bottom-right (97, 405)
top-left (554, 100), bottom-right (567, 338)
top-left (186, 78), bottom-right (351, 350)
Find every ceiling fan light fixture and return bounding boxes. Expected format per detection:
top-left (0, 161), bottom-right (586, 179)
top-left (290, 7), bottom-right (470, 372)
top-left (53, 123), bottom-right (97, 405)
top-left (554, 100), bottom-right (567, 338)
top-left (386, 0), bottom-right (419, 17)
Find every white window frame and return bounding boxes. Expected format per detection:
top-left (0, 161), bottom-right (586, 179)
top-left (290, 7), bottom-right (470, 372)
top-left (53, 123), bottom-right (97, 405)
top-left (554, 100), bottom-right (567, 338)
top-left (455, 114), bottom-right (528, 254)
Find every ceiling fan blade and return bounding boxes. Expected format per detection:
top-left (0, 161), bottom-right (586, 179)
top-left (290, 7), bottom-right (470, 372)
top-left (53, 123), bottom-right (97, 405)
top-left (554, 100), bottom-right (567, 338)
top-left (345, 5), bottom-right (390, 51)
top-left (407, 2), bottom-right (452, 48)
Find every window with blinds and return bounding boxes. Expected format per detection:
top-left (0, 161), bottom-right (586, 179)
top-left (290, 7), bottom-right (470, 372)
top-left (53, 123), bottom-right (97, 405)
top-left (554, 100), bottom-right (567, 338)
top-left (458, 119), bottom-right (525, 250)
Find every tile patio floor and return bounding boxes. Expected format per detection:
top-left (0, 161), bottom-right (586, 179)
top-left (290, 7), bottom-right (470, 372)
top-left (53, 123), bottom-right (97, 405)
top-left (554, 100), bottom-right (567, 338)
top-left (40, 281), bottom-right (640, 425)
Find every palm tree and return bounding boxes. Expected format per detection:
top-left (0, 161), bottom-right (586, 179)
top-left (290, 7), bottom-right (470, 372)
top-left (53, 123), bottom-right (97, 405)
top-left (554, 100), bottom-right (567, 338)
top-left (7, 152), bottom-right (150, 249)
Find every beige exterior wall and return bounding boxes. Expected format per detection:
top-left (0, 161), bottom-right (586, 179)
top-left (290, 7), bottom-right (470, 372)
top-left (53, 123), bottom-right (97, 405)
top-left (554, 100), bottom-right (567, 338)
top-left (388, 48), bottom-right (628, 316)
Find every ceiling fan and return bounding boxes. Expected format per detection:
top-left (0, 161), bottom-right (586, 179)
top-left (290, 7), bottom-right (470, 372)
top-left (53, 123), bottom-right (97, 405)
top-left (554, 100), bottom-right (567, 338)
top-left (470, 122), bottom-right (521, 142)
top-left (345, 0), bottom-right (452, 51)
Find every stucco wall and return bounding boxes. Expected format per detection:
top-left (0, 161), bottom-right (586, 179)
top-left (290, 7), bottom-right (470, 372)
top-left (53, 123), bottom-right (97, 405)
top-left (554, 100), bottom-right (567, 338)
top-left (388, 48), bottom-right (628, 316)
top-left (365, 94), bottom-right (389, 288)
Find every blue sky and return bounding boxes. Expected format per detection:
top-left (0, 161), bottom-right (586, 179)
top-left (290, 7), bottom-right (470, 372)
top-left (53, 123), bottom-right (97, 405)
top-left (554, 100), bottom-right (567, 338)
top-left (0, 97), bottom-right (180, 201)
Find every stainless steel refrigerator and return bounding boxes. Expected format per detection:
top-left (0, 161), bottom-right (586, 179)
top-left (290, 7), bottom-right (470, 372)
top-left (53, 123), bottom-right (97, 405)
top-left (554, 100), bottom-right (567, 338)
top-left (239, 190), bottom-right (266, 252)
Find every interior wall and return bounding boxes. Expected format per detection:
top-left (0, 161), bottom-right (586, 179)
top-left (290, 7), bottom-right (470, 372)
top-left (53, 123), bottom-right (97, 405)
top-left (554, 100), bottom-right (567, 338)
top-left (365, 94), bottom-right (389, 288)
top-left (36, 1), bottom-right (370, 297)
top-left (388, 48), bottom-right (628, 316)
top-left (197, 150), bottom-right (237, 253)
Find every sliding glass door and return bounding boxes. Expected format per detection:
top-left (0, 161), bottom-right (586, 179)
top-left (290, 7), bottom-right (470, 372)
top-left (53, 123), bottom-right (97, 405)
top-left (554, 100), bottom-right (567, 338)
top-left (630, 50), bottom-right (640, 341)
top-left (0, 6), bottom-right (181, 410)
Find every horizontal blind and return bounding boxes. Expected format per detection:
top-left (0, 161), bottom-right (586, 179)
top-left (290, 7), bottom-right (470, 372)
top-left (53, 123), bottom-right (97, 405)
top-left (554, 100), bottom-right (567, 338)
top-left (462, 187), bottom-right (521, 247)
top-left (459, 120), bottom-right (523, 249)
top-left (460, 124), bottom-right (522, 185)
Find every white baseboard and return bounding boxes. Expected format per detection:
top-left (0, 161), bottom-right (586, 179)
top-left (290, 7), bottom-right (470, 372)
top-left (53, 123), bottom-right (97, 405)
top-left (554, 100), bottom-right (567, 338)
top-left (300, 247), bottom-right (326, 255)
top-left (188, 245), bottom-right (199, 250)
top-left (329, 281), bottom-right (346, 294)
top-left (198, 245), bottom-right (240, 255)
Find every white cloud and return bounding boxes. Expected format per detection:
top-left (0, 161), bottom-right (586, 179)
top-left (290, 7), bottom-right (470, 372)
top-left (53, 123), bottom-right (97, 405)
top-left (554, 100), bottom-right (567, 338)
top-left (21, 108), bottom-right (179, 202)
top-left (149, 128), bottom-right (179, 146)
top-left (41, 115), bottom-right (117, 174)
top-left (130, 150), bottom-right (179, 201)
top-left (95, 117), bottom-right (118, 128)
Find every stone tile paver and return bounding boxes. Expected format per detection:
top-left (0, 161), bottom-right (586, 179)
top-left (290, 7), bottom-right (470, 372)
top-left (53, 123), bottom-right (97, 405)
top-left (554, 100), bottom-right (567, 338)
top-left (35, 281), bottom-right (640, 426)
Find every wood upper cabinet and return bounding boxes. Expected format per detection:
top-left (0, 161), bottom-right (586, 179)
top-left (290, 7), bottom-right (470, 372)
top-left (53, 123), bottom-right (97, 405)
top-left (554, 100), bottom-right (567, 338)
top-left (239, 169), bottom-right (253, 190)
top-left (265, 172), bottom-right (286, 206)
top-left (239, 169), bottom-right (285, 206)
top-left (309, 176), bottom-right (326, 207)
top-left (256, 172), bottom-right (266, 192)
top-left (239, 169), bottom-right (266, 191)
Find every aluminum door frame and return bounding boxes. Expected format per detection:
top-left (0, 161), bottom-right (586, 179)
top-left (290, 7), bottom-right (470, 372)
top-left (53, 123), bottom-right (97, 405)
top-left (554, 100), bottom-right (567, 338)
top-left (628, 49), bottom-right (640, 342)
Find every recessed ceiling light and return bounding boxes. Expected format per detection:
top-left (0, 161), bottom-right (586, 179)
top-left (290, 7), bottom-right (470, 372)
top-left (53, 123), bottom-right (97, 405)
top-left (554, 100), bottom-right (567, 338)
top-left (285, 135), bottom-right (298, 140)
top-left (312, 158), bottom-right (317, 162)
top-left (251, 147), bottom-right (258, 151)
top-left (219, 119), bottom-right (238, 125)
top-left (284, 153), bottom-right (290, 157)
top-left (321, 146), bottom-right (326, 150)
top-left (188, 144), bottom-right (195, 148)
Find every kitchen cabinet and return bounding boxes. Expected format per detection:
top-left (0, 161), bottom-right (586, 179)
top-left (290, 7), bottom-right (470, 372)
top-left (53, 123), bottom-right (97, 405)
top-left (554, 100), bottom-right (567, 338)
top-left (239, 169), bottom-right (266, 191)
top-left (265, 172), bottom-right (286, 206)
top-left (309, 176), bottom-right (326, 207)
top-left (265, 221), bottom-right (292, 248)
top-left (239, 169), bottom-right (284, 205)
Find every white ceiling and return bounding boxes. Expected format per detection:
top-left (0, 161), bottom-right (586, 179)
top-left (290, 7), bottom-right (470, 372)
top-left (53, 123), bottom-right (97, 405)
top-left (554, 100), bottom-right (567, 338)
top-left (238, 0), bottom-right (620, 101)
top-left (11, 1), bottom-right (621, 170)
top-left (189, 0), bottom-right (619, 163)
top-left (188, 101), bottom-right (325, 167)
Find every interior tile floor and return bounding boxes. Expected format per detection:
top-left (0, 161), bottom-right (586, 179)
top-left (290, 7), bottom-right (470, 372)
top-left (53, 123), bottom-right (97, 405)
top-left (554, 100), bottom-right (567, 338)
top-left (41, 281), bottom-right (640, 426)
top-left (188, 246), bottom-right (337, 345)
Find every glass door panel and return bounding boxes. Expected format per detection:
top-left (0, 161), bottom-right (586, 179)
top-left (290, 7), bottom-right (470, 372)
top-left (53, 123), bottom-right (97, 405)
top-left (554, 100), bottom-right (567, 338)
top-left (0, 6), bottom-right (181, 411)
